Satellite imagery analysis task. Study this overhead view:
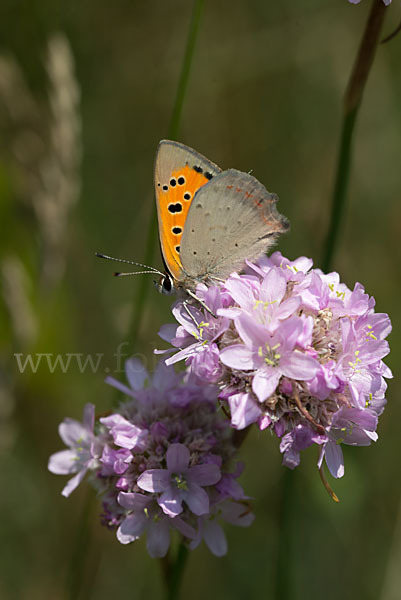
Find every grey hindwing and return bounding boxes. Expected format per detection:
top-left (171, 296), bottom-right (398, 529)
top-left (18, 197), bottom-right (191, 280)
top-left (180, 169), bottom-right (289, 282)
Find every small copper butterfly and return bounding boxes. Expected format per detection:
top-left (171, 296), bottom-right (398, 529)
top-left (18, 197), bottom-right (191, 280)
top-left (153, 140), bottom-right (289, 295)
top-left (97, 140), bottom-right (289, 303)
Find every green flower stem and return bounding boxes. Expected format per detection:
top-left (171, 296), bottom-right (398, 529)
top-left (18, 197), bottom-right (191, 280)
top-left (66, 3), bottom-right (205, 599)
top-left (321, 0), bottom-right (387, 272)
top-left (321, 107), bottom-right (357, 272)
top-left (168, 0), bottom-right (205, 141)
top-left (132, 1), bottom-right (204, 597)
top-left (275, 468), bottom-right (296, 600)
top-left (128, 0), bottom-right (205, 346)
top-left (277, 3), bottom-right (388, 599)
top-left (161, 544), bottom-right (189, 600)
top-left (66, 489), bottom-right (96, 600)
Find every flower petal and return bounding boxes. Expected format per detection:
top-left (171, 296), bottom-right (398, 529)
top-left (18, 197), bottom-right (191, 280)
top-left (166, 443), bottom-right (190, 472)
top-left (203, 519), bottom-right (227, 557)
top-left (165, 343), bottom-right (202, 366)
top-left (184, 483), bottom-right (210, 516)
top-left (58, 419), bottom-right (88, 447)
top-left (260, 268), bottom-right (287, 304)
top-left (158, 488), bottom-right (183, 517)
top-left (252, 368), bottom-right (281, 402)
top-left (125, 358), bottom-right (149, 390)
top-left (220, 344), bottom-right (257, 370)
top-left (188, 463), bottom-right (221, 486)
top-left (118, 491), bottom-right (151, 511)
top-left (117, 512), bottom-right (147, 544)
top-left (83, 404), bottom-right (95, 431)
top-left (170, 516), bottom-right (197, 539)
top-left (105, 376), bottom-right (135, 397)
top-left (158, 323), bottom-right (178, 343)
top-left (146, 517), bottom-right (171, 558)
top-left (235, 313), bottom-right (270, 348)
top-left (48, 449), bottom-right (79, 475)
top-left (228, 392), bottom-right (261, 429)
top-left (137, 469), bottom-right (170, 493)
top-left (324, 441), bottom-right (345, 478)
top-left (280, 351), bottom-right (320, 380)
top-left (61, 468), bottom-right (87, 497)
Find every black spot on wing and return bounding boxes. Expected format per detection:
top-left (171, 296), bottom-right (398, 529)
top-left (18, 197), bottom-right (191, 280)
top-left (168, 203), bottom-right (183, 214)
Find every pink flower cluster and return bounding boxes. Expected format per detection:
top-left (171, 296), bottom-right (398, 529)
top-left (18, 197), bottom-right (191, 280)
top-left (49, 359), bottom-right (253, 558)
top-left (159, 253), bottom-right (392, 479)
top-left (49, 250), bottom-right (392, 557)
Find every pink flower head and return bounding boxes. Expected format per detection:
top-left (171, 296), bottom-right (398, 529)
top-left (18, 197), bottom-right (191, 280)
top-left (50, 358), bottom-right (252, 557)
top-left (159, 252), bottom-right (392, 479)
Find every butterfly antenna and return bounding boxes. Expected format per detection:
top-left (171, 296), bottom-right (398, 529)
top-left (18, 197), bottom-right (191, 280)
top-left (113, 270), bottom-right (159, 277)
top-left (95, 252), bottom-right (164, 277)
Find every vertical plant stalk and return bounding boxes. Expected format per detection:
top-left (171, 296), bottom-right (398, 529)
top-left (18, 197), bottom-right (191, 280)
top-left (161, 543), bottom-right (189, 600)
top-left (157, 6), bottom-right (206, 595)
top-left (66, 489), bottom-right (95, 600)
top-left (321, 0), bottom-right (387, 272)
top-left (277, 2), bottom-right (388, 599)
top-left (66, 3), bottom-right (205, 599)
top-left (128, 0), bottom-right (205, 345)
top-left (275, 468), bottom-right (296, 600)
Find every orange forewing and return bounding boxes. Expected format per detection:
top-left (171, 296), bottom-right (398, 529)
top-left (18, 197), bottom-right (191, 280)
top-left (157, 164), bottom-right (210, 279)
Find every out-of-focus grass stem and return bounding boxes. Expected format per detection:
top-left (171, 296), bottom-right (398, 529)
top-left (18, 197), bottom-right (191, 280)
top-left (128, 0), bottom-right (205, 346)
top-left (322, 0), bottom-right (387, 272)
top-left (277, 3), bottom-right (388, 599)
top-left (66, 2), bottom-right (205, 599)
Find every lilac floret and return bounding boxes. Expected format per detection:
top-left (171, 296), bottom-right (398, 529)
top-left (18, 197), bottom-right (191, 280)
top-left (117, 492), bottom-right (196, 558)
top-left (99, 414), bottom-right (148, 451)
top-left (48, 403), bottom-right (102, 497)
top-left (138, 443), bottom-right (221, 517)
top-left (190, 500), bottom-right (255, 557)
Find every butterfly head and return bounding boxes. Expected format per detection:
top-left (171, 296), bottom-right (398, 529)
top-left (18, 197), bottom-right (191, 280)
top-left (155, 272), bottom-right (175, 295)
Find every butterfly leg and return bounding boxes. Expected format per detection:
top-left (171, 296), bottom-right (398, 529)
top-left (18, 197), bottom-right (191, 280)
top-left (182, 300), bottom-right (200, 328)
top-left (185, 289), bottom-right (218, 319)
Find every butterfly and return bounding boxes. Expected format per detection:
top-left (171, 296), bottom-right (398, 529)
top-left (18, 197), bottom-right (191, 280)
top-left (97, 140), bottom-right (289, 308)
top-left (153, 140), bottom-right (289, 296)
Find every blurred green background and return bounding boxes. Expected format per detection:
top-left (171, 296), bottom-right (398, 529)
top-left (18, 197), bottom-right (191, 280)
top-left (0, 1), bottom-right (400, 599)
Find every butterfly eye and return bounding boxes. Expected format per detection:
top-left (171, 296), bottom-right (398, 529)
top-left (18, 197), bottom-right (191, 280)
top-left (157, 273), bottom-right (175, 295)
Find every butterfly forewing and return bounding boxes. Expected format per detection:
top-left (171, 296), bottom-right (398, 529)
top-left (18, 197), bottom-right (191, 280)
top-left (180, 169), bottom-right (289, 286)
top-left (154, 140), bottom-right (222, 280)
